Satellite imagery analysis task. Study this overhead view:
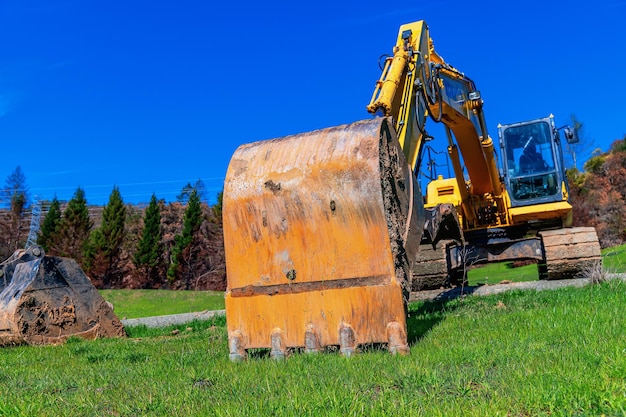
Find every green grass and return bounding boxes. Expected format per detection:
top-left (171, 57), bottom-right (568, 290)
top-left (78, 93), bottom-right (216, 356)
top-left (603, 242), bottom-right (626, 273)
top-left (3, 280), bottom-right (626, 416)
top-left (97, 243), bottom-right (626, 321)
top-left (467, 242), bottom-right (626, 286)
top-left (467, 261), bottom-right (539, 286)
top-left (98, 289), bottom-right (225, 319)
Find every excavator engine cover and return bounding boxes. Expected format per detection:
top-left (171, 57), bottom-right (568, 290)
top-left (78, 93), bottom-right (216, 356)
top-left (0, 245), bottom-right (125, 346)
top-left (223, 118), bottom-right (424, 360)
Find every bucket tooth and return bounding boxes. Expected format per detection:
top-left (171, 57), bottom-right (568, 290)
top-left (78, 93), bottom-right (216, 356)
top-left (304, 323), bottom-right (321, 354)
top-left (270, 328), bottom-right (287, 360)
top-left (228, 330), bottom-right (247, 362)
top-left (386, 321), bottom-right (410, 355)
top-left (339, 323), bottom-right (357, 357)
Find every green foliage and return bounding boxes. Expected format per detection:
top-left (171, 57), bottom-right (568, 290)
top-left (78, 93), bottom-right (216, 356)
top-left (37, 196), bottom-right (61, 252)
top-left (133, 194), bottom-right (162, 271)
top-left (1, 166), bottom-right (29, 255)
top-left (583, 154), bottom-right (606, 175)
top-left (51, 187), bottom-right (93, 261)
top-left (212, 190), bottom-right (223, 220)
top-left (167, 189), bottom-right (203, 282)
top-left (610, 136), bottom-right (626, 153)
top-left (565, 167), bottom-right (586, 189)
top-left (177, 179), bottom-right (207, 203)
top-left (2, 165), bottom-right (28, 208)
top-left (100, 186), bottom-right (127, 258)
top-left (85, 187), bottom-right (127, 285)
top-left (176, 182), bottom-right (194, 203)
top-left (2, 282), bottom-right (626, 416)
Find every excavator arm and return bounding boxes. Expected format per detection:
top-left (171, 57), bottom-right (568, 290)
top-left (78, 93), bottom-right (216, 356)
top-left (366, 21), bottom-right (505, 229)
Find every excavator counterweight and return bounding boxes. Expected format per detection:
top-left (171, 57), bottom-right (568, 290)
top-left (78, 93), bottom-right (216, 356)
top-left (223, 118), bottom-right (424, 359)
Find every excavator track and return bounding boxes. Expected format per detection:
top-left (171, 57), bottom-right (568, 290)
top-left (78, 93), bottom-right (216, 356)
top-left (412, 241), bottom-right (450, 290)
top-left (538, 227), bottom-right (602, 280)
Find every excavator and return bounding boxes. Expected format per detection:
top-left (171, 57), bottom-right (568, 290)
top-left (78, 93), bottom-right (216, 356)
top-left (222, 20), bottom-right (601, 360)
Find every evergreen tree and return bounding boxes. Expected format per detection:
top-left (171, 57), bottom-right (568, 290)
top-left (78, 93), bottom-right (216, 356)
top-left (2, 166), bottom-right (28, 208)
top-left (85, 186), bottom-right (126, 285)
top-left (194, 179), bottom-right (207, 202)
top-left (51, 187), bottom-right (93, 262)
top-left (176, 182), bottom-right (194, 203)
top-left (38, 196), bottom-right (62, 252)
top-left (167, 188), bottom-right (203, 286)
top-left (212, 191), bottom-right (223, 220)
top-left (0, 166), bottom-right (29, 256)
top-left (133, 194), bottom-right (163, 282)
top-left (177, 179), bottom-right (207, 203)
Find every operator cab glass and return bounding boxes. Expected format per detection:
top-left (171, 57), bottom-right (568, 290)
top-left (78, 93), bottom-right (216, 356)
top-left (501, 120), bottom-right (560, 206)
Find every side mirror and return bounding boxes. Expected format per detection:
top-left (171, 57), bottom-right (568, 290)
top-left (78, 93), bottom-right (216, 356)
top-left (563, 127), bottom-right (579, 144)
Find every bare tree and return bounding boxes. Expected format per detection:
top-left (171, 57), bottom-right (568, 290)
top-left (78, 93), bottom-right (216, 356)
top-left (563, 115), bottom-right (595, 170)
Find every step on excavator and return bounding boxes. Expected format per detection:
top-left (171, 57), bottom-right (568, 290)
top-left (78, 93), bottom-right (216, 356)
top-left (0, 245), bottom-right (125, 346)
top-left (222, 20), bottom-right (601, 360)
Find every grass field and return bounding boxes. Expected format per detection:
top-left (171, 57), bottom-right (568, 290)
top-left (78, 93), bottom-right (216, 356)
top-left (467, 242), bottom-right (626, 286)
top-left (2, 279), bottom-right (625, 416)
top-left (98, 289), bottom-right (225, 319)
top-left (98, 243), bottom-right (626, 319)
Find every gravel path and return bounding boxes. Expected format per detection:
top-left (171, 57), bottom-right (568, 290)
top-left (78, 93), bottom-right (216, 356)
top-left (121, 309), bottom-right (225, 328)
top-left (409, 274), bottom-right (626, 302)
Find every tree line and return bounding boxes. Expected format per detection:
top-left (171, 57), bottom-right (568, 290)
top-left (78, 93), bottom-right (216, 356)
top-left (0, 171), bottom-right (225, 290)
top-left (1, 133), bottom-right (625, 290)
top-left (568, 135), bottom-right (626, 248)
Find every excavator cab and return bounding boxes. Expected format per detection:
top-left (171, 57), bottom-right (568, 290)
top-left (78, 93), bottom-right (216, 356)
top-left (499, 116), bottom-right (566, 207)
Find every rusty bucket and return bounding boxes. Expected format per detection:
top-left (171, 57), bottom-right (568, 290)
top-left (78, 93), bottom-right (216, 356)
top-left (223, 117), bottom-right (424, 359)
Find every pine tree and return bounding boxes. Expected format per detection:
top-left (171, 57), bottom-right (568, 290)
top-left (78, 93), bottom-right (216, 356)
top-left (194, 179), bottom-right (207, 202)
top-left (212, 191), bottom-right (223, 220)
top-left (167, 188), bottom-right (203, 286)
top-left (51, 187), bottom-right (93, 263)
top-left (38, 196), bottom-right (62, 252)
top-left (85, 186), bottom-right (126, 286)
top-left (133, 194), bottom-right (162, 283)
top-left (0, 166), bottom-right (29, 257)
top-left (176, 182), bottom-right (194, 203)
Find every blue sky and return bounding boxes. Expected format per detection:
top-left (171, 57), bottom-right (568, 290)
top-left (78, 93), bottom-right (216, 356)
top-left (1, 0), bottom-right (624, 206)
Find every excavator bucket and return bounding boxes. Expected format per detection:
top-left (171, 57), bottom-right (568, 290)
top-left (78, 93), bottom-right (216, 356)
top-left (223, 118), bottom-right (424, 360)
top-left (0, 245), bottom-right (125, 346)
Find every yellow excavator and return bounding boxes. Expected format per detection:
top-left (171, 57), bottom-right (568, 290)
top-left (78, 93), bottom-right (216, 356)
top-left (222, 20), bottom-right (601, 360)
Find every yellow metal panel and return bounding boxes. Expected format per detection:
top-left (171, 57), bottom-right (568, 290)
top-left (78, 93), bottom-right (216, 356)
top-left (426, 177), bottom-right (461, 207)
top-left (509, 201), bottom-right (572, 224)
